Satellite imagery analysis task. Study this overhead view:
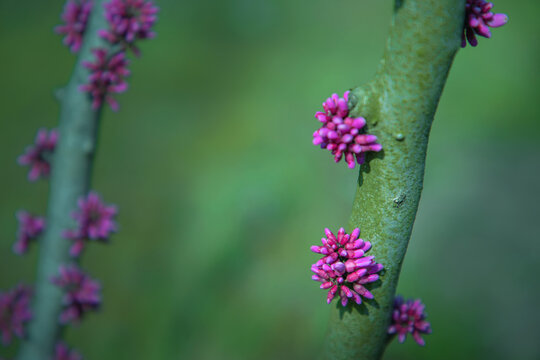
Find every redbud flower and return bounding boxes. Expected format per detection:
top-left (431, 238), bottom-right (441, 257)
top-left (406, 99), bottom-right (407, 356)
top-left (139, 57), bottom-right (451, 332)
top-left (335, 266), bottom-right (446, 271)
top-left (80, 49), bottom-right (130, 111)
top-left (462, 0), bottom-right (508, 47)
top-left (0, 285), bottom-right (32, 345)
top-left (63, 191), bottom-right (118, 257)
top-left (388, 296), bottom-right (432, 346)
top-left (18, 128), bottom-right (58, 181)
top-left (13, 211), bottom-right (45, 255)
top-left (99, 0), bottom-right (159, 55)
top-left (55, 342), bottom-right (83, 360)
top-left (311, 228), bottom-right (383, 306)
top-left (51, 265), bottom-right (101, 324)
top-left (313, 91), bottom-right (382, 169)
top-left (55, 0), bottom-right (93, 53)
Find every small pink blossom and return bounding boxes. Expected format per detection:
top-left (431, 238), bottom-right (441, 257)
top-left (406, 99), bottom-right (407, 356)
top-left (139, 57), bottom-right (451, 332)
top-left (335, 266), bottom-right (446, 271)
top-left (63, 191), bottom-right (118, 257)
top-left (55, 0), bottom-right (93, 53)
top-left (55, 342), bottom-right (83, 360)
top-left (313, 91), bottom-right (382, 169)
top-left (18, 128), bottom-right (58, 181)
top-left (388, 296), bottom-right (432, 346)
top-left (80, 49), bottom-right (130, 111)
top-left (51, 265), bottom-right (101, 324)
top-left (311, 228), bottom-right (383, 307)
top-left (99, 0), bottom-right (159, 55)
top-left (462, 0), bottom-right (508, 47)
top-left (0, 285), bottom-right (32, 345)
top-left (13, 211), bottom-right (45, 255)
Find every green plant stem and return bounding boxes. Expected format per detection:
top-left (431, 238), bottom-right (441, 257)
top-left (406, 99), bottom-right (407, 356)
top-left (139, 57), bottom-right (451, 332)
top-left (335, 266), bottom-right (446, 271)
top-left (17, 1), bottom-right (112, 359)
top-left (322, 1), bottom-right (464, 359)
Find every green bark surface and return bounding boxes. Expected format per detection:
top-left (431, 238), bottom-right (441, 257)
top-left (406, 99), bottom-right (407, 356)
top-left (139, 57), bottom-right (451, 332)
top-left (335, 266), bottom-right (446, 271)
top-left (322, 1), bottom-right (464, 359)
top-left (17, 1), bottom-right (112, 359)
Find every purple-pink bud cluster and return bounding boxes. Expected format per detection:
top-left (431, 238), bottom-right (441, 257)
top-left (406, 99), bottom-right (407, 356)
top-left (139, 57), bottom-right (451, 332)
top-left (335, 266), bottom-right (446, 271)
top-left (0, 285), bottom-right (32, 346)
top-left (99, 0), bottom-right (159, 56)
top-left (77, 0), bottom-right (159, 110)
top-left (55, 342), bottom-right (83, 360)
top-left (13, 211), bottom-right (45, 255)
top-left (51, 265), bottom-right (101, 324)
top-left (80, 49), bottom-right (130, 111)
top-left (63, 191), bottom-right (118, 257)
top-left (55, 0), bottom-right (93, 53)
top-left (462, 0), bottom-right (508, 47)
top-left (311, 228), bottom-right (383, 306)
top-left (313, 91), bottom-right (382, 169)
top-left (17, 128), bottom-right (58, 181)
top-left (388, 296), bottom-right (432, 346)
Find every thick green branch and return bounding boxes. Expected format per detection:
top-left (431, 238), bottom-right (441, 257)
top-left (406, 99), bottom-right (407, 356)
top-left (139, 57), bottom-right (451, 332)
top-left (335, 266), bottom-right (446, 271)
top-left (17, 2), bottom-right (112, 359)
top-left (322, 1), bottom-right (464, 359)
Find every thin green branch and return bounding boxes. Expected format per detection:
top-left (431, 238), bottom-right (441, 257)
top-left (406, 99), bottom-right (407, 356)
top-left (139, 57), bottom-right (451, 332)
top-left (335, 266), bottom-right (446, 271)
top-left (17, 1), bottom-right (112, 359)
top-left (322, 1), bottom-right (464, 359)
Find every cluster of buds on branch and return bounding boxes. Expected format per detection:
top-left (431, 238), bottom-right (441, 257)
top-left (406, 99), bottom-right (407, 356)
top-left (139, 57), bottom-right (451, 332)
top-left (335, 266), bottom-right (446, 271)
top-left (2, 0), bottom-right (158, 359)
top-left (57, 0), bottom-right (159, 110)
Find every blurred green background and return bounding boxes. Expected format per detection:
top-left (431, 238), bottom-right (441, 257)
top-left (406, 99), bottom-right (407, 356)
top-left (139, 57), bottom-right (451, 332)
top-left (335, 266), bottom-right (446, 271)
top-left (1, 0), bottom-right (539, 359)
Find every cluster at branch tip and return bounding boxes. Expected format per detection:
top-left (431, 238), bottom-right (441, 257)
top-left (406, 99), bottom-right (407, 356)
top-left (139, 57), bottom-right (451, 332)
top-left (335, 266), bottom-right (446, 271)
top-left (55, 342), bottom-right (83, 360)
top-left (55, 0), bottom-right (93, 53)
top-left (311, 228), bottom-right (383, 306)
top-left (313, 91), bottom-right (382, 169)
top-left (388, 296), bottom-right (432, 346)
top-left (13, 211), bottom-right (45, 255)
top-left (462, 0), bottom-right (508, 47)
top-left (0, 285), bottom-right (32, 346)
top-left (51, 265), bottom-right (101, 324)
top-left (18, 128), bottom-right (58, 181)
top-left (63, 191), bottom-right (118, 257)
top-left (99, 0), bottom-right (159, 56)
top-left (80, 49), bottom-right (130, 111)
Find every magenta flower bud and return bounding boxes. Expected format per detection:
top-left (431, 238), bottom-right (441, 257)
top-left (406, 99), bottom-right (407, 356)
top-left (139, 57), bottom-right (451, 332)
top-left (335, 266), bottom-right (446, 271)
top-left (346, 268), bottom-right (368, 283)
top-left (388, 296), bottom-right (432, 346)
top-left (310, 228), bottom-right (384, 306)
top-left (55, 342), bottom-right (83, 360)
top-left (345, 239), bottom-right (364, 250)
top-left (353, 284), bottom-right (373, 299)
top-left (80, 49), bottom-right (130, 111)
top-left (18, 128), bottom-right (58, 181)
top-left (0, 285), bottom-right (32, 346)
top-left (13, 211), bottom-right (45, 255)
top-left (462, 0), bottom-right (508, 47)
top-left (320, 282), bottom-right (333, 290)
top-left (487, 13), bottom-right (507, 27)
top-left (332, 262), bottom-right (346, 274)
top-left (312, 91), bottom-right (381, 169)
top-left (63, 191), bottom-right (118, 257)
top-left (55, 0), bottom-right (93, 53)
top-left (51, 265), bottom-right (101, 324)
top-left (100, 0), bottom-right (159, 55)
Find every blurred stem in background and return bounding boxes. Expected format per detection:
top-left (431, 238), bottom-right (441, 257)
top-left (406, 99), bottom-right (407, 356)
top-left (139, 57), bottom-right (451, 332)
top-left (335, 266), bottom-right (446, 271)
top-left (17, 1), bottom-right (113, 359)
top-left (322, 0), bottom-right (464, 359)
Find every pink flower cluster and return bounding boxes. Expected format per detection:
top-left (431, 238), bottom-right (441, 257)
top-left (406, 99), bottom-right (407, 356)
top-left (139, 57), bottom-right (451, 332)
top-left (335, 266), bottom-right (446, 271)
top-left (311, 228), bottom-right (383, 306)
top-left (51, 265), bottom-right (101, 324)
top-left (462, 0), bottom-right (508, 47)
top-left (13, 211), bottom-right (45, 255)
top-left (388, 296), bottom-right (432, 346)
top-left (63, 191), bottom-right (118, 257)
top-left (55, 342), bottom-right (83, 360)
top-left (80, 49), bottom-right (130, 111)
top-left (55, 0), bottom-right (93, 53)
top-left (18, 128), bottom-right (58, 181)
top-left (79, 0), bottom-right (158, 110)
top-left (313, 91), bottom-right (382, 169)
top-left (99, 0), bottom-right (159, 56)
top-left (0, 285), bottom-right (32, 345)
